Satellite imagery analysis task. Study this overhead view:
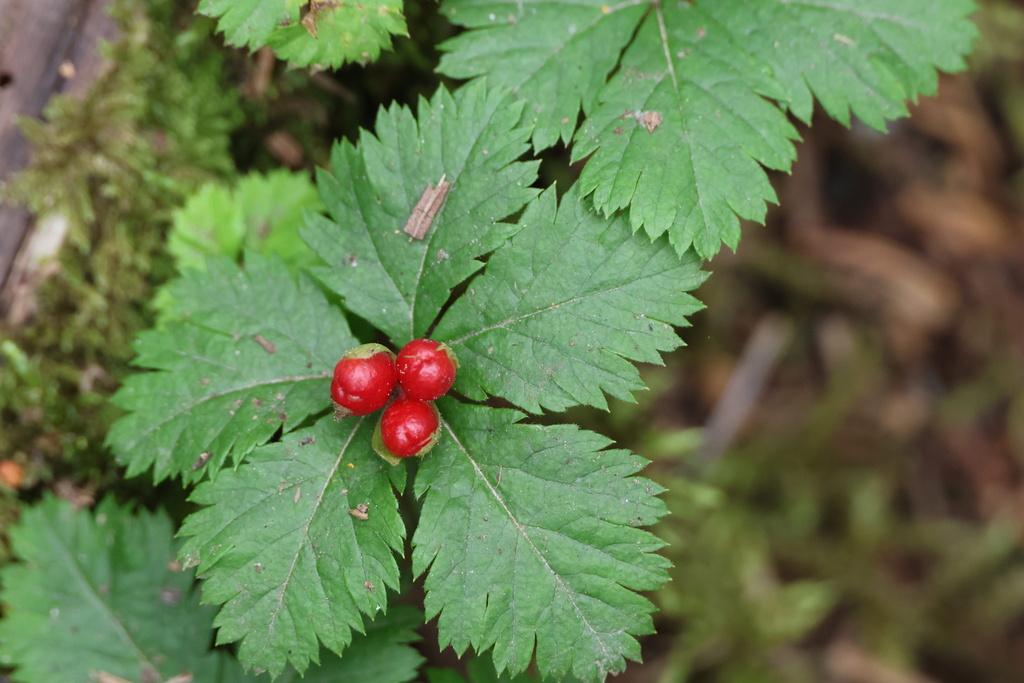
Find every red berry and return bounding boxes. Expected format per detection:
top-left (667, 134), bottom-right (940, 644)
top-left (331, 343), bottom-right (397, 416)
top-left (376, 398), bottom-right (440, 460)
top-left (395, 339), bottom-right (458, 401)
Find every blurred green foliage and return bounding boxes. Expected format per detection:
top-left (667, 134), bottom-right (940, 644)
top-left (154, 169), bottom-right (322, 320)
top-left (166, 170), bottom-right (320, 274)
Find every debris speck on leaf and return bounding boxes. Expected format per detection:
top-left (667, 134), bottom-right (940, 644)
top-left (349, 503), bottom-right (369, 520)
top-left (639, 111), bottom-right (663, 132)
top-left (404, 174), bottom-right (450, 240)
top-left (300, 0), bottom-right (341, 38)
top-left (622, 109), bottom-right (663, 133)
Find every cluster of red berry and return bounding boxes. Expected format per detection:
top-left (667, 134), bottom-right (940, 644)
top-left (330, 339), bottom-right (458, 463)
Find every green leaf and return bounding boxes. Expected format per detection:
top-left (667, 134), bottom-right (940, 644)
top-left (438, 0), bottom-right (646, 150)
top-left (167, 170), bottom-right (322, 274)
top-left (414, 401), bottom-right (670, 683)
top-left (178, 415), bottom-right (407, 678)
top-left (198, 0), bottom-right (300, 48)
top-left (0, 497), bottom-right (424, 683)
top-left (268, 0), bottom-right (407, 68)
top-left (107, 254), bottom-right (355, 483)
top-left (199, 0), bottom-right (407, 68)
top-left (440, 0), bottom-right (977, 258)
top-left (434, 185), bottom-right (706, 413)
top-left (719, 0), bottom-right (977, 128)
top-left (302, 81), bottom-right (539, 346)
top-left (0, 497), bottom-right (226, 682)
top-left (573, 3), bottom-right (799, 258)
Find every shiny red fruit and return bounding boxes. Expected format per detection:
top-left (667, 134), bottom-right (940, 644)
top-left (395, 339), bottom-right (458, 401)
top-left (330, 343), bottom-right (397, 416)
top-left (377, 398), bottom-right (440, 459)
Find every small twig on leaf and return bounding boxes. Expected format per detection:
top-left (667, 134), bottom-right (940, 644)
top-left (252, 334), bottom-right (277, 354)
top-left (404, 175), bottom-right (450, 240)
top-left (300, 13), bottom-right (318, 38)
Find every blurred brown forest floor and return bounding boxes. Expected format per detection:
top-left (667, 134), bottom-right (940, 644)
top-left (588, 8), bottom-right (1024, 682)
top-left (2, 2), bottom-right (1024, 683)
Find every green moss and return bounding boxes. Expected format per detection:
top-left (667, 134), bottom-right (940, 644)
top-left (0, 0), bottom-right (242, 487)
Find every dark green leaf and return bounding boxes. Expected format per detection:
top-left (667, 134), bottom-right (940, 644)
top-left (414, 401), bottom-right (670, 682)
top-left (435, 185), bottom-right (705, 413)
top-left (179, 416), bottom-right (407, 677)
top-left (302, 81), bottom-right (539, 345)
top-left (107, 255), bottom-right (353, 482)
